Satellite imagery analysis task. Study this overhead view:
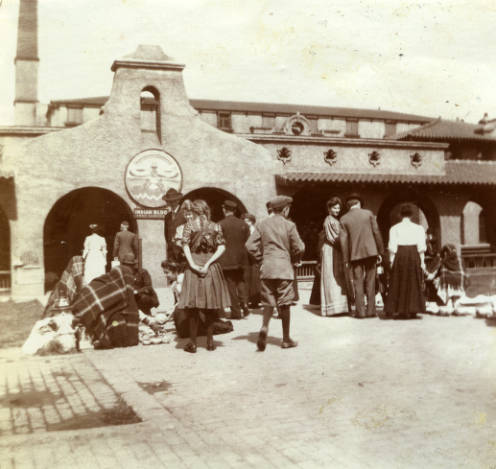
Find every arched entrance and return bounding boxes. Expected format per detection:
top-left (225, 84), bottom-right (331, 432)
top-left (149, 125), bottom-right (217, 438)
top-left (182, 187), bottom-right (247, 222)
top-left (377, 189), bottom-right (440, 248)
top-left (0, 207), bottom-right (10, 292)
top-left (43, 187), bottom-right (136, 289)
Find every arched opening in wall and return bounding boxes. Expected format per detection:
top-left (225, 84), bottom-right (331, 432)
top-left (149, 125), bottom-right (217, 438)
top-left (377, 189), bottom-right (440, 250)
top-left (461, 201), bottom-right (488, 246)
top-left (289, 186), bottom-right (336, 261)
top-left (140, 86), bottom-right (161, 146)
top-left (0, 207), bottom-right (10, 293)
top-left (181, 188), bottom-right (247, 222)
top-left (43, 187), bottom-right (136, 291)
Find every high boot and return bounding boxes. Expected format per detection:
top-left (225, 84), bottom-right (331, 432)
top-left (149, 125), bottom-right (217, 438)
top-left (257, 306), bottom-right (273, 351)
top-left (280, 306), bottom-right (297, 349)
top-left (184, 309), bottom-right (198, 353)
top-left (205, 312), bottom-right (216, 351)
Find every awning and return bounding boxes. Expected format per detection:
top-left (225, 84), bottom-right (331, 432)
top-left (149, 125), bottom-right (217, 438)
top-left (276, 160), bottom-right (496, 186)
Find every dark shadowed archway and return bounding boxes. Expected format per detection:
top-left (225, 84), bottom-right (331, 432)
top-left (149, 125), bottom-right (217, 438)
top-left (0, 206), bottom-right (10, 292)
top-left (43, 187), bottom-right (136, 289)
top-left (377, 188), bottom-right (440, 248)
top-left (182, 187), bottom-right (247, 222)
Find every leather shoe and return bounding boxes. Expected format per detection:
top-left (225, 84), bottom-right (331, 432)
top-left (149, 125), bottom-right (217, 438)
top-left (281, 339), bottom-right (298, 349)
top-left (257, 328), bottom-right (267, 351)
top-left (183, 342), bottom-right (197, 353)
top-left (206, 341), bottom-right (216, 351)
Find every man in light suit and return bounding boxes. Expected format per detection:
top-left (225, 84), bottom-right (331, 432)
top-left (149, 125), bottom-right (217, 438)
top-left (219, 200), bottom-right (250, 319)
top-left (113, 221), bottom-right (138, 264)
top-left (339, 193), bottom-right (384, 319)
top-left (246, 195), bottom-right (305, 351)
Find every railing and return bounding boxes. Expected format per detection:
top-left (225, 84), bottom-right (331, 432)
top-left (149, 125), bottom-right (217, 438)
top-left (462, 253), bottom-right (496, 270)
top-left (295, 261), bottom-right (317, 279)
top-left (0, 270), bottom-right (11, 291)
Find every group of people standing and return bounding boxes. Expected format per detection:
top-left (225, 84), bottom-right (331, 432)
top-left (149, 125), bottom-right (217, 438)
top-left (162, 188), bottom-right (304, 353)
top-left (314, 193), bottom-right (465, 320)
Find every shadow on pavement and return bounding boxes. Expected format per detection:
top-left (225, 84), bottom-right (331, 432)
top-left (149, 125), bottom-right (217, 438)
top-left (232, 331), bottom-right (281, 348)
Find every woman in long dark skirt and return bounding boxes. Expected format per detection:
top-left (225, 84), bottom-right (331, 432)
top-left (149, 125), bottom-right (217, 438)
top-left (384, 203), bottom-right (427, 319)
top-left (177, 199), bottom-right (231, 352)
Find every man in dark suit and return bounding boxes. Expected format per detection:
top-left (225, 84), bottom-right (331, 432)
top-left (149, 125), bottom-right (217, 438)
top-left (339, 193), bottom-right (384, 319)
top-left (246, 196), bottom-right (305, 351)
top-left (162, 188), bottom-right (186, 264)
top-left (113, 221), bottom-right (138, 264)
top-left (219, 200), bottom-right (250, 319)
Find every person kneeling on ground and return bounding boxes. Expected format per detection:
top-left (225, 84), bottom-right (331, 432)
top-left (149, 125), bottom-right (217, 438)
top-left (246, 195), bottom-right (305, 351)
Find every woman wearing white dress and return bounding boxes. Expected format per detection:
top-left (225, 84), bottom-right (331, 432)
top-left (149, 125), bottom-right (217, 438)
top-left (82, 224), bottom-right (107, 284)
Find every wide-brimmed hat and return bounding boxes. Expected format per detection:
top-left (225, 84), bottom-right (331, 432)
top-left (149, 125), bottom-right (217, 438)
top-left (222, 200), bottom-right (237, 211)
top-left (121, 253), bottom-right (138, 265)
top-left (162, 188), bottom-right (183, 203)
top-left (268, 195), bottom-right (293, 210)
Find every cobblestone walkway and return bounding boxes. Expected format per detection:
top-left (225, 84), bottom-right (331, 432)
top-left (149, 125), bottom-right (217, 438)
top-left (1, 307), bottom-right (496, 468)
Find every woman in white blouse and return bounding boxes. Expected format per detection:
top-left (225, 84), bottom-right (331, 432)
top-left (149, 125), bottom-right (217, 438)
top-left (384, 203), bottom-right (427, 319)
top-left (82, 224), bottom-right (107, 285)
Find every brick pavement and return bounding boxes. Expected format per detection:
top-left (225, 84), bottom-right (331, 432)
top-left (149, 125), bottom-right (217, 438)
top-left (1, 303), bottom-right (496, 468)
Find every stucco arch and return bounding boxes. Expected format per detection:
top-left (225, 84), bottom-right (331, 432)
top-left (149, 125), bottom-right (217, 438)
top-left (377, 188), bottom-right (440, 248)
top-left (43, 187), bottom-right (136, 288)
top-left (182, 187), bottom-right (248, 222)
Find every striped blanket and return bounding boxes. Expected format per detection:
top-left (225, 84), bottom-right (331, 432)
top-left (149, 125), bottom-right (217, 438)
top-left (43, 256), bottom-right (84, 318)
top-left (71, 266), bottom-right (139, 348)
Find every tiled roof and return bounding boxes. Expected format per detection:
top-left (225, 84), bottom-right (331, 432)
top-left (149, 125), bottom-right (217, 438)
top-left (394, 118), bottom-right (496, 142)
top-left (276, 160), bottom-right (496, 186)
top-left (47, 96), bottom-right (433, 122)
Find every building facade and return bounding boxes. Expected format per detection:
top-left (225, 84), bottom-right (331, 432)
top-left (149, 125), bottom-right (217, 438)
top-left (0, 0), bottom-right (495, 301)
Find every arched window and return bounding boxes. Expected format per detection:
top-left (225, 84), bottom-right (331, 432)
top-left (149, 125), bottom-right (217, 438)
top-left (140, 87), bottom-right (161, 144)
top-left (462, 201), bottom-right (487, 245)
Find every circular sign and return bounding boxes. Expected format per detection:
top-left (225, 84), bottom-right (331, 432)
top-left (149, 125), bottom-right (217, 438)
top-left (125, 149), bottom-right (182, 208)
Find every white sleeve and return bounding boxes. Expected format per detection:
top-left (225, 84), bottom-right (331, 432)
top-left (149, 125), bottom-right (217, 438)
top-left (417, 226), bottom-right (426, 253)
top-left (388, 225), bottom-right (398, 254)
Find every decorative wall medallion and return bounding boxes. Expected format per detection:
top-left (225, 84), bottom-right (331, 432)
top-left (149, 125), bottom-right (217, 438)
top-left (277, 147), bottom-right (292, 165)
top-left (368, 150), bottom-right (381, 167)
top-left (410, 152), bottom-right (423, 168)
top-left (324, 149), bottom-right (337, 166)
top-left (283, 113), bottom-right (311, 136)
top-left (125, 148), bottom-right (182, 208)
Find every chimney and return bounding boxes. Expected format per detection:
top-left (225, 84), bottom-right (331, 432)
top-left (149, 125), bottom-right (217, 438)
top-left (14, 0), bottom-right (39, 126)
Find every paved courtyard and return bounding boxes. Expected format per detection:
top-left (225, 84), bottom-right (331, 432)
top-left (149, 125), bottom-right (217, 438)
top-left (1, 303), bottom-right (496, 468)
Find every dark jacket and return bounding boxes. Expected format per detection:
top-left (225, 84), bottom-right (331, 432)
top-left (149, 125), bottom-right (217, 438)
top-left (218, 214), bottom-right (250, 270)
top-left (339, 207), bottom-right (384, 263)
top-left (246, 214), bottom-right (305, 280)
top-left (113, 230), bottom-right (138, 262)
top-left (164, 209), bottom-right (187, 261)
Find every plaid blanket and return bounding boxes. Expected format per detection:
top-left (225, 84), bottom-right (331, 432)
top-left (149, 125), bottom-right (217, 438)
top-left (43, 256), bottom-right (84, 318)
top-left (71, 266), bottom-right (139, 348)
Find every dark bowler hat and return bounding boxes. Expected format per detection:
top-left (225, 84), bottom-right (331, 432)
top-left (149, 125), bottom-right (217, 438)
top-left (121, 253), bottom-right (138, 265)
top-left (162, 188), bottom-right (183, 203)
top-left (222, 200), bottom-right (237, 211)
top-left (268, 195), bottom-right (293, 210)
top-left (345, 192), bottom-right (363, 206)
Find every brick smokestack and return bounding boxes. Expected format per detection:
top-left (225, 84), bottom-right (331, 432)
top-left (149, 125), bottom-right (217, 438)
top-left (14, 0), bottom-right (39, 125)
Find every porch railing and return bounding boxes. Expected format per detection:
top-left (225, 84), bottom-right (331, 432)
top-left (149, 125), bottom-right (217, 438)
top-left (0, 270), bottom-right (11, 291)
top-left (295, 261), bottom-right (317, 280)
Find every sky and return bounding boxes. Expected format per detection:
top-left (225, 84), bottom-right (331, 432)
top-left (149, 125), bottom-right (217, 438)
top-left (1, 0), bottom-right (495, 125)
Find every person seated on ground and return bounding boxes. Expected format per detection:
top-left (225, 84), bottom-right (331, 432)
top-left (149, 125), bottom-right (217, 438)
top-left (120, 254), bottom-right (159, 316)
top-left (43, 255), bottom-right (85, 318)
top-left (71, 262), bottom-right (139, 349)
top-left (425, 243), bottom-right (465, 308)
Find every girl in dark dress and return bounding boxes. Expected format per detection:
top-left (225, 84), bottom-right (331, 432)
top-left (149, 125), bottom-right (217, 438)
top-left (177, 200), bottom-right (231, 352)
top-left (385, 203), bottom-right (427, 319)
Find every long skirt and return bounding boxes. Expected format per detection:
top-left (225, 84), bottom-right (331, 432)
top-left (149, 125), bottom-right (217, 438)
top-left (178, 253), bottom-right (231, 310)
top-left (320, 243), bottom-right (349, 316)
top-left (84, 251), bottom-right (106, 285)
top-left (385, 245), bottom-right (426, 317)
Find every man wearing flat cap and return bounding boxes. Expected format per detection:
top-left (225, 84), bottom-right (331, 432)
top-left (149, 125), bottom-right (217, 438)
top-left (339, 193), bottom-right (384, 319)
top-left (163, 188), bottom-right (186, 264)
top-left (246, 195), bottom-right (305, 350)
top-left (219, 199), bottom-right (250, 319)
